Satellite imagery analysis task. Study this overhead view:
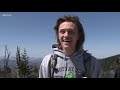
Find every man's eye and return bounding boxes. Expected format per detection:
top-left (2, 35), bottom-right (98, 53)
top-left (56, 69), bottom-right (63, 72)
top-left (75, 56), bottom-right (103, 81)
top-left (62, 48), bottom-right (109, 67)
top-left (69, 31), bottom-right (74, 34)
top-left (60, 30), bottom-right (65, 34)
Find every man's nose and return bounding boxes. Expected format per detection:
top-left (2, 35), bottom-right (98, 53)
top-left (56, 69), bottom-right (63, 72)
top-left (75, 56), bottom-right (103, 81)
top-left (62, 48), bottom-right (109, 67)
top-left (64, 31), bottom-right (69, 37)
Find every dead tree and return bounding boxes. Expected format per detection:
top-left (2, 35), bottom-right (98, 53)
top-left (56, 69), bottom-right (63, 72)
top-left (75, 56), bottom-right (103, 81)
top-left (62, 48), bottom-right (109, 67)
top-left (3, 45), bottom-right (11, 77)
top-left (16, 46), bottom-right (21, 78)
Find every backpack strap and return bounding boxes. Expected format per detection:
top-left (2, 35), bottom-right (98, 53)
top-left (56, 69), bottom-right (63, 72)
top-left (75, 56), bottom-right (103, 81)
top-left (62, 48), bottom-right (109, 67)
top-left (83, 51), bottom-right (92, 78)
top-left (48, 51), bottom-right (92, 78)
top-left (48, 54), bottom-right (57, 78)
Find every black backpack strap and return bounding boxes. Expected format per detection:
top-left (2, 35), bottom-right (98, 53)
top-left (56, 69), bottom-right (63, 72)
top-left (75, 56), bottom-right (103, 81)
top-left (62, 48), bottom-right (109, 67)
top-left (83, 51), bottom-right (92, 78)
top-left (48, 55), bottom-right (52, 78)
top-left (48, 51), bottom-right (91, 78)
top-left (48, 54), bottom-right (57, 78)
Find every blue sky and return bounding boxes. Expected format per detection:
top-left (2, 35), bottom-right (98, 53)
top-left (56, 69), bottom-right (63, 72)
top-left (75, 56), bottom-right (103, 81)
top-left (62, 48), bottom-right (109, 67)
top-left (0, 12), bottom-right (120, 59)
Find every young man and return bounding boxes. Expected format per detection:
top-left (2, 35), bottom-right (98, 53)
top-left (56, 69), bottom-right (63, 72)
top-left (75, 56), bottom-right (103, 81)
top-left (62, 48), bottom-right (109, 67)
top-left (39, 15), bottom-right (101, 78)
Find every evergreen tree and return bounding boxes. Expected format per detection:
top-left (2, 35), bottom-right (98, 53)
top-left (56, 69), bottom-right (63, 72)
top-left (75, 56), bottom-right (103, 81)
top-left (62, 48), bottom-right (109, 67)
top-left (16, 47), bottom-right (33, 78)
top-left (20, 49), bottom-right (33, 78)
top-left (16, 46), bottom-right (21, 78)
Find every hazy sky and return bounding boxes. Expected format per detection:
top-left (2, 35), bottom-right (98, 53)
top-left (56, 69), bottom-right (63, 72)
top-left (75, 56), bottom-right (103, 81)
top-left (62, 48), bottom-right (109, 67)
top-left (0, 12), bottom-right (120, 59)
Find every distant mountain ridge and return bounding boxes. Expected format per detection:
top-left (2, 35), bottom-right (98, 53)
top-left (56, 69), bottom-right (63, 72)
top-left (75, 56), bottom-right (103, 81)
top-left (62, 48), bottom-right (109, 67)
top-left (100, 54), bottom-right (120, 71)
top-left (0, 56), bottom-right (43, 61)
top-left (101, 54), bottom-right (120, 60)
top-left (0, 56), bottom-right (43, 70)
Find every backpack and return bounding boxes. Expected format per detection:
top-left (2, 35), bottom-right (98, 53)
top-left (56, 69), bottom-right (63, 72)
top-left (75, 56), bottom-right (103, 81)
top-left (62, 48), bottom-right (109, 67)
top-left (48, 51), bottom-right (91, 78)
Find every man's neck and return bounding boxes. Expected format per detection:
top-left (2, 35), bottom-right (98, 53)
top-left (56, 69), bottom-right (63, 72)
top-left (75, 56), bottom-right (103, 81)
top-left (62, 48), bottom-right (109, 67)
top-left (63, 48), bottom-right (75, 56)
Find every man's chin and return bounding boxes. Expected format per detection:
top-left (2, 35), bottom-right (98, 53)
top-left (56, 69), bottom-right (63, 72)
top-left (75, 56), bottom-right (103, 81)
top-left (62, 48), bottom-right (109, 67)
top-left (63, 45), bottom-right (71, 49)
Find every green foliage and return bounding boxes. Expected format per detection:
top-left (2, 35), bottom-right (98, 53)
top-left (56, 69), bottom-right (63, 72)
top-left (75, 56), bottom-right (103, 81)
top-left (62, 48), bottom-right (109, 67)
top-left (0, 46), bottom-right (40, 78)
top-left (100, 54), bottom-right (120, 78)
top-left (21, 49), bottom-right (33, 77)
top-left (16, 48), bottom-right (33, 78)
top-left (100, 54), bottom-right (120, 71)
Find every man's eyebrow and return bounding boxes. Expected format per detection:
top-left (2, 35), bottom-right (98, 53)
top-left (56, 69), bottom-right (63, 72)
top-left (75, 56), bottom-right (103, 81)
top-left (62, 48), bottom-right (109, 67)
top-left (59, 29), bottom-right (76, 30)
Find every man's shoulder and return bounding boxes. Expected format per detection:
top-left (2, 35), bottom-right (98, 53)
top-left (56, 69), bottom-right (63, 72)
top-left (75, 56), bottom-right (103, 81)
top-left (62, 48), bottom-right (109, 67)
top-left (90, 55), bottom-right (99, 63)
top-left (83, 51), bottom-right (98, 61)
top-left (41, 54), bottom-right (52, 65)
top-left (84, 52), bottom-right (99, 64)
top-left (44, 54), bottom-right (52, 59)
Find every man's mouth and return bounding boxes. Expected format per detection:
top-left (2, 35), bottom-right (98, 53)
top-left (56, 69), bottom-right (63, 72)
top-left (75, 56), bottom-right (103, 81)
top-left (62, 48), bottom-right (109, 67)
top-left (64, 40), bottom-right (71, 44)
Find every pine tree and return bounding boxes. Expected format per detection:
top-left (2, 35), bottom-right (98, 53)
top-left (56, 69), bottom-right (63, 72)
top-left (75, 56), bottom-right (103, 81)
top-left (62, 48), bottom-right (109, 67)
top-left (16, 47), bottom-right (33, 78)
top-left (20, 49), bottom-right (33, 78)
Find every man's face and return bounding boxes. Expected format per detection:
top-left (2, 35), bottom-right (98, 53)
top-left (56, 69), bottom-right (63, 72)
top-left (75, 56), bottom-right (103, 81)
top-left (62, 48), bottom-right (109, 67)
top-left (58, 21), bottom-right (79, 51)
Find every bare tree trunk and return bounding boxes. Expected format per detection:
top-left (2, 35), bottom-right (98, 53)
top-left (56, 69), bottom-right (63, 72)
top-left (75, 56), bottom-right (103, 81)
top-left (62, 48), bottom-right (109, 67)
top-left (16, 46), bottom-right (20, 78)
top-left (4, 45), bottom-right (10, 78)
